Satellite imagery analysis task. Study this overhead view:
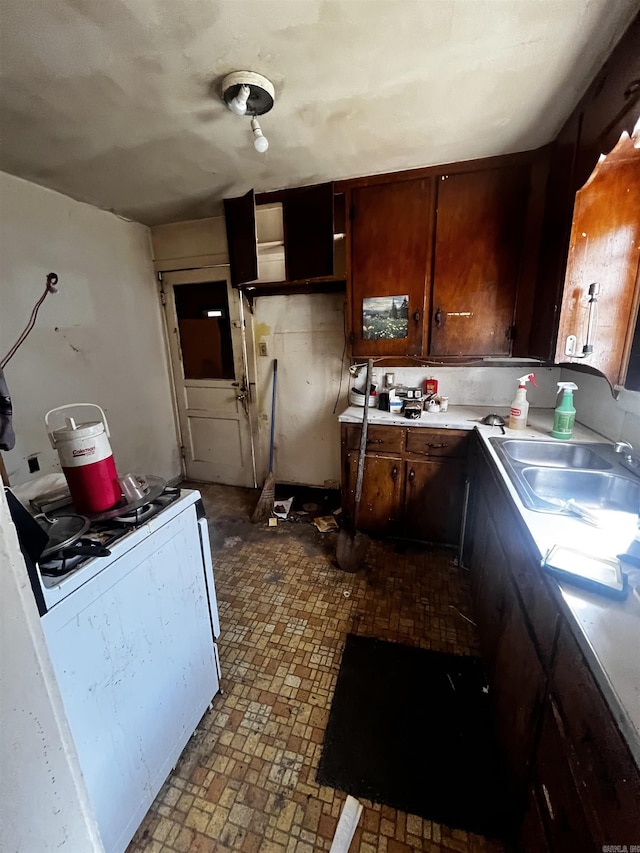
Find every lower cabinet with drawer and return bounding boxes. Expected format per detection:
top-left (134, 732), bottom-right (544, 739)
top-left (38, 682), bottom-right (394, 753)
top-left (466, 434), bottom-right (640, 848)
top-left (340, 423), bottom-right (469, 543)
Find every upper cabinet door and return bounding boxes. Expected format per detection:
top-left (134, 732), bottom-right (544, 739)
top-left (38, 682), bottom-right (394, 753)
top-left (430, 167), bottom-right (529, 356)
top-left (350, 179), bottom-right (433, 357)
top-left (283, 183), bottom-right (334, 281)
top-left (224, 189), bottom-right (258, 287)
top-left (555, 132), bottom-right (640, 388)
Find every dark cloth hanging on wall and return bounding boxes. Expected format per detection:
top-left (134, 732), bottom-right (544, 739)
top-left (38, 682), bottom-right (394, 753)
top-left (0, 368), bottom-right (16, 451)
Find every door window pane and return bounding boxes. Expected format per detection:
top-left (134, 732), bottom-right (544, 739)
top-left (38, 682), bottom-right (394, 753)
top-left (174, 282), bottom-right (235, 380)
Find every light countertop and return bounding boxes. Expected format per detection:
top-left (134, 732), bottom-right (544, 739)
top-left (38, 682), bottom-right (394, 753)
top-left (338, 404), bottom-right (600, 442)
top-left (339, 404), bottom-right (640, 764)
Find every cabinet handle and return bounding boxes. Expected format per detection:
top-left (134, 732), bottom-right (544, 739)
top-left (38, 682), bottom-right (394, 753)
top-left (408, 468), bottom-right (415, 483)
top-left (366, 437), bottom-right (384, 445)
top-left (413, 310), bottom-right (421, 323)
top-left (435, 307), bottom-right (442, 328)
top-left (427, 442), bottom-right (447, 449)
top-left (391, 466), bottom-right (398, 482)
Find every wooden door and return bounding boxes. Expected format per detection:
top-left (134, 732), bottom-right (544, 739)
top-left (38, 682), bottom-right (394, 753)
top-left (350, 179), bottom-right (433, 356)
top-left (283, 182), bottom-right (334, 281)
top-left (224, 189), bottom-right (258, 287)
top-left (430, 166), bottom-right (529, 356)
top-left (551, 624), bottom-right (640, 844)
top-left (473, 511), bottom-right (511, 671)
top-left (163, 269), bottom-right (257, 487)
top-left (519, 788), bottom-right (552, 853)
top-left (403, 458), bottom-right (465, 544)
top-left (467, 484), bottom-right (492, 602)
top-left (491, 595), bottom-right (547, 794)
top-left (529, 701), bottom-right (595, 852)
top-left (554, 131), bottom-right (640, 387)
top-left (345, 451), bottom-right (403, 535)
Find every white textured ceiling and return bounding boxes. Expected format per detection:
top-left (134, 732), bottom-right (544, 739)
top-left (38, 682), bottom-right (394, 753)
top-left (0, 0), bottom-right (637, 225)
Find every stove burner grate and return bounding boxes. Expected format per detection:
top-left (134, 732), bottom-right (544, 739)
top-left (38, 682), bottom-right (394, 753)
top-left (37, 486), bottom-right (182, 577)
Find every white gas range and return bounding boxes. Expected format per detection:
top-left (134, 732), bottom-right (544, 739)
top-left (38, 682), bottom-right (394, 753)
top-left (30, 487), bottom-right (221, 853)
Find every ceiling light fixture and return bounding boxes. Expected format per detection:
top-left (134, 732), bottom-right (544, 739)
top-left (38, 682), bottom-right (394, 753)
top-left (221, 71), bottom-right (275, 154)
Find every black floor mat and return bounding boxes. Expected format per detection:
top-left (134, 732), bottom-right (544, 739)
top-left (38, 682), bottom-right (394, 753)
top-left (316, 634), bottom-right (510, 839)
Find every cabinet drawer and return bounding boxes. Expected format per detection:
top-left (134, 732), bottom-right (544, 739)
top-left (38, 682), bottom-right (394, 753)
top-left (551, 624), bottom-right (640, 843)
top-left (346, 425), bottom-right (404, 454)
top-left (405, 428), bottom-right (469, 458)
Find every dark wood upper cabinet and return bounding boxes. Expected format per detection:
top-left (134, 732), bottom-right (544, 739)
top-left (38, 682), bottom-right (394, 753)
top-left (223, 189), bottom-right (258, 287)
top-left (347, 160), bottom-right (539, 359)
top-left (430, 166), bottom-right (530, 356)
top-left (223, 182), bottom-right (342, 294)
top-left (531, 12), bottom-right (640, 367)
top-left (350, 179), bottom-right (433, 357)
top-left (283, 183), bottom-right (334, 281)
top-left (555, 132), bottom-right (640, 387)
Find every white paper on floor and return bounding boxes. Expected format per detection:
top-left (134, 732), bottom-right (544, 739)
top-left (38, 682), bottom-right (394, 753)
top-left (329, 795), bottom-right (363, 853)
top-left (273, 497), bottom-right (294, 519)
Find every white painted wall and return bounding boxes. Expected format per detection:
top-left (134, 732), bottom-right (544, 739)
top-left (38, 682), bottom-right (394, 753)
top-left (0, 488), bottom-right (104, 853)
top-left (358, 364), bottom-right (561, 409)
top-left (252, 293), bottom-right (346, 488)
top-left (561, 366), bottom-right (640, 444)
top-left (0, 172), bottom-right (181, 486)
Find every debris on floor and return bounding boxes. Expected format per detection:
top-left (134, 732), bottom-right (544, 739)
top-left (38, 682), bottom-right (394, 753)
top-left (314, 515), bottom-right (339, 532)
top-left (273, 497), bottom-right (294, 519)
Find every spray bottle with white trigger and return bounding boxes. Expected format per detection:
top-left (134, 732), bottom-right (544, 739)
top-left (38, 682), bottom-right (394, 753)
top-left (551, 382), bottom-right (578, 440)
top-left (508, 373), bottom-right (537, 430)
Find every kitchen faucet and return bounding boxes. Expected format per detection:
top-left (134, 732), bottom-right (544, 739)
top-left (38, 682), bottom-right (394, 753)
top-left (614, 441), bottom-right (640, 474)
top-left (615, 440), bottom-right (633, 455)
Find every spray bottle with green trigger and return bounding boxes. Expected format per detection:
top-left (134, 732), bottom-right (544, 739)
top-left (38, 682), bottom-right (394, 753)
top-left (551, 382), bottom-right (578, 440)
top-left (508, 373), bottom-right (537, 430)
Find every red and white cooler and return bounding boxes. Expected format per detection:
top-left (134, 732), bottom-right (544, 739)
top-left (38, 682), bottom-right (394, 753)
top-left (45, 403), bottom-right (121, 514)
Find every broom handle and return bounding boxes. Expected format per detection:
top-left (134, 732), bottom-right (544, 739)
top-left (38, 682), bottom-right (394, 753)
top-left (268, 359), bottom-right (278, 472)
top-left (353, 359), bottom-right (373, 518)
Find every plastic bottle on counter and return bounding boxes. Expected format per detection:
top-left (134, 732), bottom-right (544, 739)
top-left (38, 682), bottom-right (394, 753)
top-left (508, 373), bottom-right (537, 430)
top-left (424, 376), bottom-right (438, 397)
top-left (389, 389), bottom-right (403, 415)
top-left (551, 382), bottom-right (578, 440)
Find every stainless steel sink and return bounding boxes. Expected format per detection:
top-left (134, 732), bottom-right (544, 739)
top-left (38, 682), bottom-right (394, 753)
top-left (497, 439), bottom-right (612, 470)
top-left (489, 437), bottom-right (640, 515)
top-left (521, 467), bottom-right (640, 513)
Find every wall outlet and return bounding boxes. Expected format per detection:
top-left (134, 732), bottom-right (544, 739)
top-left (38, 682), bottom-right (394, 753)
top-left (259, 342), bottom-right (268, 357)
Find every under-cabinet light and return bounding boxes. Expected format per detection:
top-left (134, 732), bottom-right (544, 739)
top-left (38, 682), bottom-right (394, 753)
top-left (203, 309), bottom-right (225, 318)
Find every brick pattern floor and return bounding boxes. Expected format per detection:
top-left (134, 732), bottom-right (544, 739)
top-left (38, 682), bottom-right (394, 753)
top-left (126, 484), bottom-right (506, 853)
